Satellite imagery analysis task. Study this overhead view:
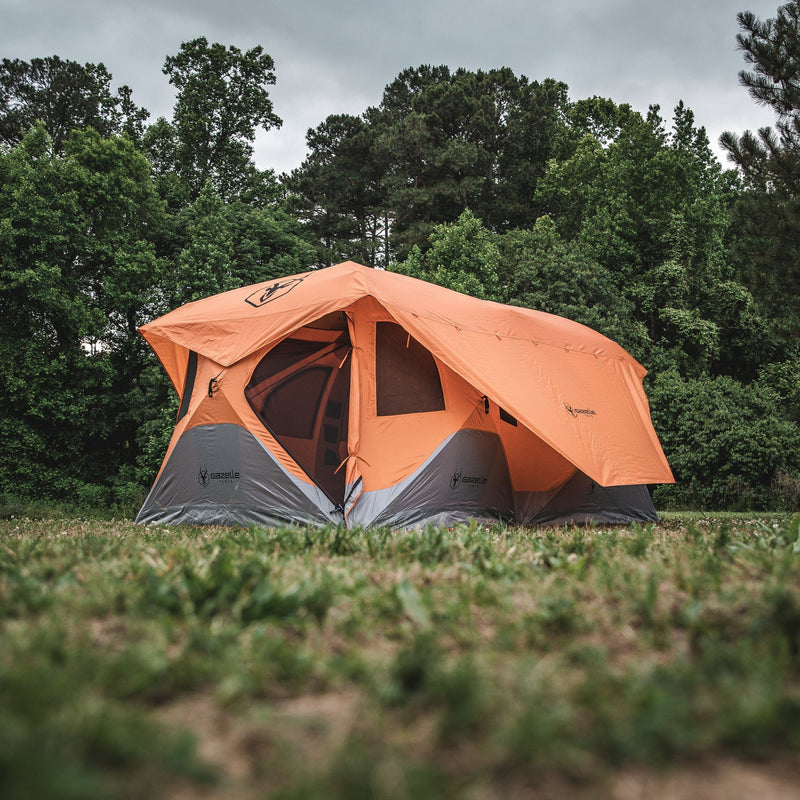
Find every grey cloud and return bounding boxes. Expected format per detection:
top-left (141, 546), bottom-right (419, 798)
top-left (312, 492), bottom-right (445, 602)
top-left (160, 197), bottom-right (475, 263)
top-left (0, 0), bottom-right (783, 171)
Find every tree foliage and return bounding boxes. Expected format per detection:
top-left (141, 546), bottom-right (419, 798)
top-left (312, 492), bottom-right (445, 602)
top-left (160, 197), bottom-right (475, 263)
top-left (0, 55), bottom-right (148, 151)
top-left (394, 209), bottom-right (501, 300)
top-left (0, 125), bottom-right (166, 499)
top-left (720, 1), bottom-right (800, 335)
top-left (167, 183), bottom-right (315, 307)
top-left (535, 101), bottom-right (770, 379)
top-left (649, 370), bottom-right (800, 509)
top-left (374, 66), bottom-right (569, 256)
top-left (150, 37), bottom-right (282, 203)
top-left (289, 66), bottom-right (569, 262)
top-left (0, 26), bottom-right (798, 512)
top-left (501, 217), bottom-right (651, 361)
top-left (284, 113), bottom-right (390, 267)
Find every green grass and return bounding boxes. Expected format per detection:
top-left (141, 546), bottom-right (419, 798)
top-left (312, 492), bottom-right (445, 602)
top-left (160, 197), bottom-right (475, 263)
top-left (2, 513), bottom-right (800, 798)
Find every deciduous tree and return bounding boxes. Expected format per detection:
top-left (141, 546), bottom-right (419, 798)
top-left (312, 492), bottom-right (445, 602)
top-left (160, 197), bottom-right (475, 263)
top-left (536, 101), bottom-right (764, 378)
top-left (0, 55), bottom-right (147, 151)
top-left (0, 125), bottom-right (166, 500)
top-left (149, 37), bottom-right (282, 203)
top-left (394, 209), bottom-right (501, 300)
top-left (501, 216), bottom-right (650, 361)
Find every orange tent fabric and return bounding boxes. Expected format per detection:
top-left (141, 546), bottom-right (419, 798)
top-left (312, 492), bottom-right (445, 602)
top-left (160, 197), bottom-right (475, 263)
top-left (137, 261), bottom-right (673, 528)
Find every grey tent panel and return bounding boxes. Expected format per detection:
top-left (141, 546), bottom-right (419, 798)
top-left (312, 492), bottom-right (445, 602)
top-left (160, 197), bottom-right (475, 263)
top-left (348, 429), bottom-right (514, 529)
top-left (138, 424), bottom-right (656, 529)
top-left (136, 423), bottom-right (340, 527)
top-left (520, 471), bottom-right (658, 526)
top-left (346, 429), bottom-right (656, 529)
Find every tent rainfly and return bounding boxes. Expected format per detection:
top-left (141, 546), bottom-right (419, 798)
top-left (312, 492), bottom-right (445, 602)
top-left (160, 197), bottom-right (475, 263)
top-left (136, 261), bottom-right (674, 528)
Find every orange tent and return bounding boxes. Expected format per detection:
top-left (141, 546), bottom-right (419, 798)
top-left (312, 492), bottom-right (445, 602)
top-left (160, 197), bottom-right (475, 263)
top-left (136, 261), bottom-right (673, 528)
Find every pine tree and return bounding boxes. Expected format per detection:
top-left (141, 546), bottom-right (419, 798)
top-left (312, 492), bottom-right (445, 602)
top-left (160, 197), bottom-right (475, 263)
top-left (720, 2), bottom-right (800, 335)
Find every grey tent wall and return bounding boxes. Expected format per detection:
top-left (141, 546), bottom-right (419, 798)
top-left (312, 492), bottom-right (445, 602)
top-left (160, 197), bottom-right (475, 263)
top-left (347, 431), bottom-right (657, 529)
top-left (136, 423), bottom-right (340, 527)
top-left (347, 429), bottom-right (515, 529)
top-left (519, 471), bottom-right (658, 526)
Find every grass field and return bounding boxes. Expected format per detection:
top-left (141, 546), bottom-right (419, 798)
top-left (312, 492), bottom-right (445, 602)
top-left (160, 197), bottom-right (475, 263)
top-left (2, 512), bottom-right (800, 799)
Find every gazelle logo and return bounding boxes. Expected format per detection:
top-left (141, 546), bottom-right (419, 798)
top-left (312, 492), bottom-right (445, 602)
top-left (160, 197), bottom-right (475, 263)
top-left (198, 465), bottom-right (240, 487)
top-left (565, 403), bottom-right (597, 419)
top-left (450, 465), bottom-right (488, 490)
top-left (245, 277), bottom-right (305, 307)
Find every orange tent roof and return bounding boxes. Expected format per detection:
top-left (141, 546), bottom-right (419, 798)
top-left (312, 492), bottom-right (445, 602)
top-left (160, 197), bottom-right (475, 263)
top-left (140, 261), bottom-right (673, 488)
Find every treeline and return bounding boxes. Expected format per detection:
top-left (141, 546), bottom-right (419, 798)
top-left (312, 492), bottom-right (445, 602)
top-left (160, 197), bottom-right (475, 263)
top-left (2, 4), bottom-right (800, 514)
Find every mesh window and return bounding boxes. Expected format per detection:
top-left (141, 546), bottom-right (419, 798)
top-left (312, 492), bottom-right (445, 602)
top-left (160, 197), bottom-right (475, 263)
top-left (376, 322), bottom-right (445, 416)
top-left (260, 367), bottom-right (332, 439)
top-left (248, 338), bottom-right (327, 387)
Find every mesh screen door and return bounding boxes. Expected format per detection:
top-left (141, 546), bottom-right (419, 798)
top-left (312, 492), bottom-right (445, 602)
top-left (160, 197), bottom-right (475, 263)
top-left (246, 329), bottom-right (351, 505)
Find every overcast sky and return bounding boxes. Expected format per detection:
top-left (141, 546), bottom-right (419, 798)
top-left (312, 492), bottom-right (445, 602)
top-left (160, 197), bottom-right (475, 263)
top-left (0, 0), bottom-right (784, 174)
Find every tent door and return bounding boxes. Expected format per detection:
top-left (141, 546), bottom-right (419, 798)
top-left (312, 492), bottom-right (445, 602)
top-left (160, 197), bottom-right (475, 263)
top-left (245, 325), bottom-right (351, 507)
